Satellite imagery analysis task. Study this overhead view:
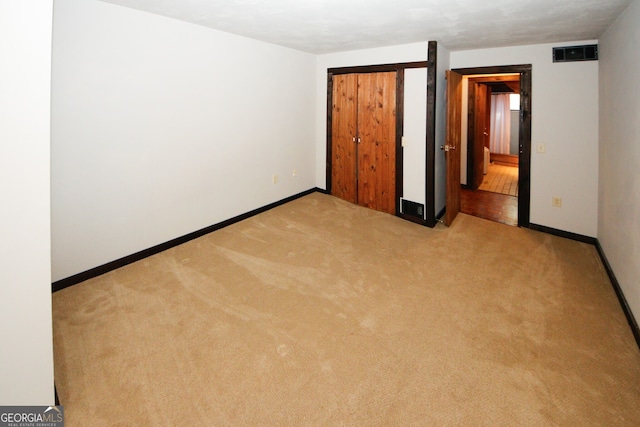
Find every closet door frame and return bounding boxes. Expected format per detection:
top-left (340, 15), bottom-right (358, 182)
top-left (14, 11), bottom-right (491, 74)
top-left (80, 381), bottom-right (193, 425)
top-left (326, 60), bottom-right (431, 220)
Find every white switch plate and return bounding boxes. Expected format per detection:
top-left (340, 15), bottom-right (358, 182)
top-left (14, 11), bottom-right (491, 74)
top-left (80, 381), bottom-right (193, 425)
top-left (272, 174), bottom-right (278, 184)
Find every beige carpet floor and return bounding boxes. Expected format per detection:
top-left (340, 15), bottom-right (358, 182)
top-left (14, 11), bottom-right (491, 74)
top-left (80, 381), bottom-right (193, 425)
top-left (53, 192), bottom-right (640, 426)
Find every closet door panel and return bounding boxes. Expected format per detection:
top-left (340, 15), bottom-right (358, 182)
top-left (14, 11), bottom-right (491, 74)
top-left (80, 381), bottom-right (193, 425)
top-left (357, 72), bottom-right (396, 214)
top-left (331, 74), bottom-right (358, 204)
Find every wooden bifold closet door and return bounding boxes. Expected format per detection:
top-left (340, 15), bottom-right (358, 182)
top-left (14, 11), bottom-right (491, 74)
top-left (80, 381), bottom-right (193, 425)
top-left (331, 72), bottom-right (396, 215)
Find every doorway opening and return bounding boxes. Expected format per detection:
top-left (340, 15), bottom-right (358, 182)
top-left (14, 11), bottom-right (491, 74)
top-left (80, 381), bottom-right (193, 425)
top-left (452, 65), bottom-right (532, 227)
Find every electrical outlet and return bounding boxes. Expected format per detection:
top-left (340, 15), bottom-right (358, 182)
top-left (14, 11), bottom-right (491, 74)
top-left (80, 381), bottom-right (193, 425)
top-left (552, 196), bottom-right (562, 208)
top-left (537, 143), bottom-right (546, 153)
top-left (292, 169), bottom-right (297, 177)
top-left (272, 174), bottom-right (279, 184)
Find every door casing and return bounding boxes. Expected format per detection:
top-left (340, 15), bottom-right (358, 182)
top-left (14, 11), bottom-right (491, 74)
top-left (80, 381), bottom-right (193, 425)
top-left (450, 65), bottom-right (532, 227)
top-left (326, 61), bottom-right (430, 218)
top-left (329, 72), bottom-right (397, 214)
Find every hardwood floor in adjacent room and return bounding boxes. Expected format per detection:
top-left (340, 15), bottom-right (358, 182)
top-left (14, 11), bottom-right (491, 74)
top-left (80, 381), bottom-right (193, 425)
top-left (461, 188), bottom-right (518, 226)
top-left (479, 163), bottom-right (519, 196)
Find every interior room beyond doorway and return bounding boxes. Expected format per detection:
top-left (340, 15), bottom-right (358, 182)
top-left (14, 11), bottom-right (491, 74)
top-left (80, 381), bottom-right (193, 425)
top-left (461, 73), bottom-right (521, 226)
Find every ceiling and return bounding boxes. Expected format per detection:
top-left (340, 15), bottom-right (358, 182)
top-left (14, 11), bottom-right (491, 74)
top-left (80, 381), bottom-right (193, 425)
top-left (99, 0), bottom-right (632, 54)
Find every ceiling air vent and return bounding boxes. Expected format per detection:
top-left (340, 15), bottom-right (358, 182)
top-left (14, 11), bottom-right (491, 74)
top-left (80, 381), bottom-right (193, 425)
top-left (553, 44), bottom-right (598, 63)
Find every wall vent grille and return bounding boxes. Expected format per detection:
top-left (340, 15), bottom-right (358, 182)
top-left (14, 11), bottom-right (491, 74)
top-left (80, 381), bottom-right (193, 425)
top-left (553, 44), bottom-right (598, 63)
top-left (401, 199), bottom-right (424, 219)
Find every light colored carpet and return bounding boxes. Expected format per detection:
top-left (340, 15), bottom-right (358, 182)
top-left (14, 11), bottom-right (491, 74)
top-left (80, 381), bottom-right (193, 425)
top-left (53, 192), bottom-right (640, 426)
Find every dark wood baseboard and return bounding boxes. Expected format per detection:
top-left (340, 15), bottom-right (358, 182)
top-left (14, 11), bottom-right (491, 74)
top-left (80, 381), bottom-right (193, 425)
top-left (530, 223), bottom-right (639, 350)
top-left (398, 212), bottom-right (428, 226)
top-left (52, 187), bottom-right (435, 292)
top-left (595, 241), bottom-right (640, 350)
top-left (51, 192), bottom-right (639, 352)
top-left (52, 188), bottom-right (322, 293)
top-left (528, 223), bottom-right (596, 244)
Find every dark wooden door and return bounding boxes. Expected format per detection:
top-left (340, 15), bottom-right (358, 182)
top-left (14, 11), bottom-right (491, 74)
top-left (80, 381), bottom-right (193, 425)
top-left (357, 72), bottom-right (396, 214)
top-left (444, 70), bottom-right (462, 226)
top-left (472, 83), bottom-right (490, 189)
top-left (331, 74), bottom-right (358, 204)
top-left (331, 72), bottom-right (396, 215)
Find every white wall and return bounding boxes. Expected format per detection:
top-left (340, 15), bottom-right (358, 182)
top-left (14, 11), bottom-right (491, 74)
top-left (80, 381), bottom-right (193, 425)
top-left (450, 41), bottom-right (599, 237)
top-left (598, 0), bottom-right (640, 321)
top-left (403, 68), bottom-right (427, 211)
top-left (0, 1), bottom-right (55, 405)
top-left (51, 0), bottom-right (316, 281)
top-left (315, 42), bottom-right (429, 192)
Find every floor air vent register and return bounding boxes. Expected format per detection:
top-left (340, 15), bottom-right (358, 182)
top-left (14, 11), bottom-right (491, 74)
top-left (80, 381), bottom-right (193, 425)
top-left (401, 199), bottom-right (425, 220)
